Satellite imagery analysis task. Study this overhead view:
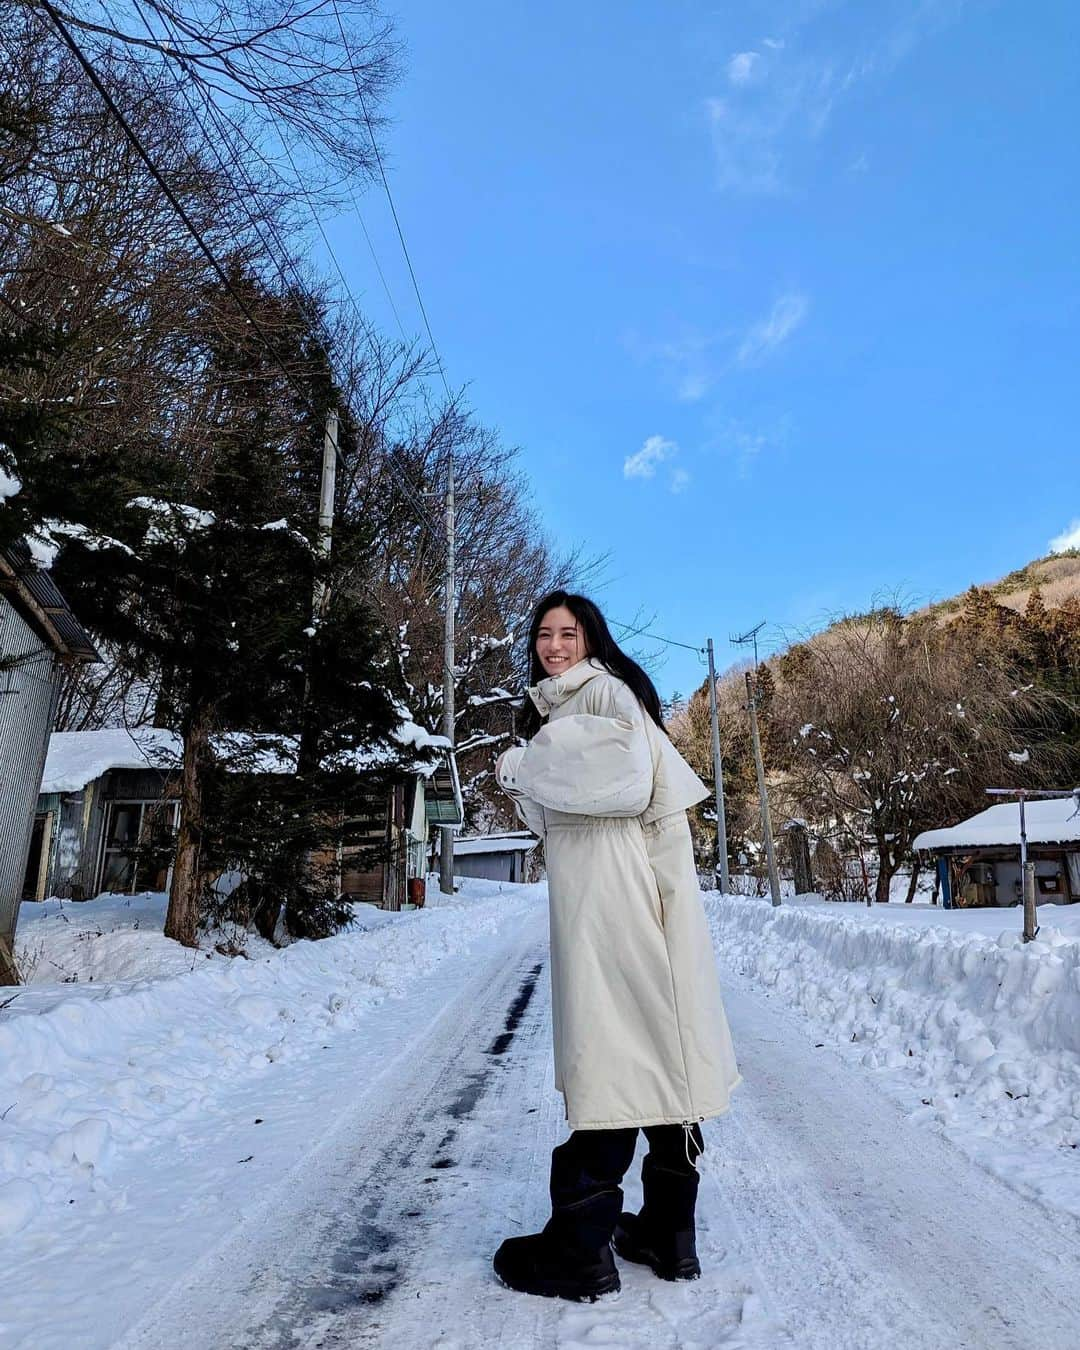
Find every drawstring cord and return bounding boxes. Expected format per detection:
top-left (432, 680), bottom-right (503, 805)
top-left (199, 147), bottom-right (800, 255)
top-left (682, 1122), bottom-right (702, 1170)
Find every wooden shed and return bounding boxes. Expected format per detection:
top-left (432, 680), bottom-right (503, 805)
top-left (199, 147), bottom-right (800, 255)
top-left (451, 830), bottom-right (539, 884)
top-left (914, 796), bottom-right (1080, 909)
top-left (338, 749), bottom-right (463, 909)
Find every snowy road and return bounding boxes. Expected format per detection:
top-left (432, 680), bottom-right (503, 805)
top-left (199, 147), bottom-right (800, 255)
top-left (10, 885), bottom-right (1078, 1350)
top-left (106, 897), bottom-right (1080, 1350)
top-left (710, 973), bottom-right (1080, 1350)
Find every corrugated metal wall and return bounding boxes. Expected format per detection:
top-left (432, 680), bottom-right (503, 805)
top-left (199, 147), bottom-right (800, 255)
top-left (0, 600), bottom-right (61, 948)
top-left (454, 853), bottom-right (516, 883)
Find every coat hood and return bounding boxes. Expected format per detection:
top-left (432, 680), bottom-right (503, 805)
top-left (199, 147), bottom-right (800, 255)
top-left (527, 656), bottom-right (607, 717)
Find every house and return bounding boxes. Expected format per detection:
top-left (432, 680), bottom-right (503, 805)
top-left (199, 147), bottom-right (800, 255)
top-left (24, 728), bottom-right (181, 901)
top-left (339, 748), bottom-right (463, 908)
top-left (22, 726), bottom-right (463, 912)
top-left (0, 546), bottom-right (98, 982)
top-left (913, 796), bottom-right (1080, 909)
top-left (451, 830), bottom-right (539, 884)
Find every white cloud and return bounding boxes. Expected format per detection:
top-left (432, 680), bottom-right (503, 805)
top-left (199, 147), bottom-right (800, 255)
top-left (737, 292), bottom-right (809, 366)
top-left (727, 51), bottom-right (760, 85)
top-left (1049, 519), bottom-right (1080, 554)
top-left (705, 6), bottom-right (963, 195)
top-left (705, 95), bottom-right (783, 195)
top-left (624, 437), bottom-right (690, 494)
top-left (622, 328), bottom-right (720, 402)
top-left (677, 371), bottom-right (710, 402)
top-left (624, 435), bottom-right (676, 480)
top-left (707, 413), bottom-right (793, 480)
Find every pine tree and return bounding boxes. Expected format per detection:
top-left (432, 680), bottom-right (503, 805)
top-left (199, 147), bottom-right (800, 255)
top-left (39, 276), bottom-right (427, 944)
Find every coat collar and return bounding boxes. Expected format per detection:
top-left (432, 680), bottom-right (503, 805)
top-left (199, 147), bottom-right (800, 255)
top-left (528, 656), bottom-right (606, 717)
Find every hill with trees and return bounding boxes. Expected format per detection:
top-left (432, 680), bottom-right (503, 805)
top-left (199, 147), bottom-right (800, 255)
top-left (676, 551), bottom-right (1080, 899)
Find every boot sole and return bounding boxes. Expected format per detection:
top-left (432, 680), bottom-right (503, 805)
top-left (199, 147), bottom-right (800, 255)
top-left (494, 1269), bottom-right (621, 1302)
top-left (612, 1232), bottom-right (701, 1282)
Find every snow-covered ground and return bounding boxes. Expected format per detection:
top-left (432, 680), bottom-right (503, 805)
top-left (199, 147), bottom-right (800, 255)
top-left (3, 882), bottom-right (1080, 1348)
top-left (0, 881), bottom-right (536, 1346)
top-left (12, 890), bottom-right (283, 992)
top-left (708, 893), bottom-right (1080, 1219)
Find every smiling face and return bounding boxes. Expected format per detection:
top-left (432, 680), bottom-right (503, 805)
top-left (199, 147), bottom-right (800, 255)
top-left (536, 605), bottom-right (589, 677)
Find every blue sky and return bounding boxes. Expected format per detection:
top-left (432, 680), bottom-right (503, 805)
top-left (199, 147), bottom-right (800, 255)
top-left (324, 0), bottom-right (1079, 699)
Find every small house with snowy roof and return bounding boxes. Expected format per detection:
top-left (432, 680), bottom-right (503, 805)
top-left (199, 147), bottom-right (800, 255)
top-left (913, 796), bottom-right (1080, 909)
top-left (451, 830), bottom-right (540, 884)
top-left (23, 726), bottom-right (462, 912)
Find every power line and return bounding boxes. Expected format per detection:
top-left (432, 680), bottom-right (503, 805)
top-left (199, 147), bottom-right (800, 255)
top-left (37, 0), bottom-right (486, 595)
top-left (329, 0), bottom-right (453, 407)
top-left (36, 0), bottom-right (312, 410)
top-left (112, 0), bottom-right (452, 559)
top-left (356, 205), bottom-right (410, 344)
top-left (610, 618), bottom-right (705, 655)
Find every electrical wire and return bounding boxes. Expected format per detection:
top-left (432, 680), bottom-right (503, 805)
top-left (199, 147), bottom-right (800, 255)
top-left (36, 0), bottom-right (314, 409)
top-left (99, 0), bottom-right (452, 558)
top-left (329, 0), bottom-right (453, 407)
top-left (609, 619), bottom-right (705, 655)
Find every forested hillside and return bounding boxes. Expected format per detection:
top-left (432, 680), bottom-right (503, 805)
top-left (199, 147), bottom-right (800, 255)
top-left (677, 551), bottom-right (1080, 899)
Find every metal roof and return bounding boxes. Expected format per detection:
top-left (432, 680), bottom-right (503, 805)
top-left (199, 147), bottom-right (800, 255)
top-left (0, 544), bottom-right (99, 662)
top-left (425, 750), bottom-right (464, 826)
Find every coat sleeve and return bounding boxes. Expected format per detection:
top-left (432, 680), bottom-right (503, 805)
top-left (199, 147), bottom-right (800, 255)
top-left (496, 747), bottom-right (547, 837)
top-left (495, 678), bottom-right (654, 817)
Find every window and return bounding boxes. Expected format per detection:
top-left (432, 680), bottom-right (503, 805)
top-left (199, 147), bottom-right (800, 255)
top-left (96, 800), bottom-right (178, 895)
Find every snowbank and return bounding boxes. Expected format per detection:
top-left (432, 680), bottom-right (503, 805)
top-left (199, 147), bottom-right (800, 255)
top-left (13, 891), bottom-right (284, 989)
top-left (0, 879), bottom-right (536, 1240)
top-left (708, 894), bottom-right (1080, 1217)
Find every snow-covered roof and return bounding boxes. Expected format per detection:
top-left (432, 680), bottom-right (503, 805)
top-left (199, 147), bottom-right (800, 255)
top-left (914, 796), bottom-right (1080, 852)
top-left (453, 833), bottom-right (539, 856)
top-left (214, 730), bottom-right (448, 779)
top-left (41, 724), bottom-right (453, 795)
top-left (40, 729), bottom-right (181, 793)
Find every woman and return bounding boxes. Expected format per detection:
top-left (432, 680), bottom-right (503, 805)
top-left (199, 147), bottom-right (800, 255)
top-left (492, 591), bottom-right (740, 1302)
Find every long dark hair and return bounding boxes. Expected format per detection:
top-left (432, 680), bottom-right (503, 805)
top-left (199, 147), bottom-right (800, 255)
top-left (517, 590), bottom-right (665, 738)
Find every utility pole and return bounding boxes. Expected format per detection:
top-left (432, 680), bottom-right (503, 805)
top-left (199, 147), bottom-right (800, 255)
top-left (985, 787), bottom-right (1080, 943)
top-left (302, 409), bottom-right (338, 746)
top-left (313, 408), bottom-right (338, 621)
top-left (706, 638), bottom-right (730, 894)
top-left (731, 621), bottom-right (780, 906)
top-left (745, 670), bottom-right (781, 906)
top-left (298, 409), bottom-right (340, 890)
top-left (439, 453), bottom-right (456, 894)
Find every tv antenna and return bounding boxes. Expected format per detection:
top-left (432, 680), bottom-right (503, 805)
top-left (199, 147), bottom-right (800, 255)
top-left (730, 620), bottom-right (767, 669)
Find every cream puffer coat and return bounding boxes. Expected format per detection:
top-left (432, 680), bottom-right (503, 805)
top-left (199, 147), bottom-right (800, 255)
top-left (497, 657), bottom-right (740, 1130)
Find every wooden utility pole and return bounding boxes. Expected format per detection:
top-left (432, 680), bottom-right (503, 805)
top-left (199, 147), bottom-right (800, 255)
top-left (439, 453), bottom-right (456, 894)
top-left (706, 638), bottom-right (730, 894)
top-left (313, 409), bottom-right (338, 619)
top-left (745, 670), bottom-right (781, 906)
top-left (732, 622), bottom-right (781, 905)
top-left (299, 409), bottom-right (338, 779)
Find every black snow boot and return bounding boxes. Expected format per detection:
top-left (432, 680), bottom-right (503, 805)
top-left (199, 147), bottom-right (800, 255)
top-left (613, 1152), bottom-right (701, 1281)
top-left (493, 1136), bottom-right (627, 1301)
